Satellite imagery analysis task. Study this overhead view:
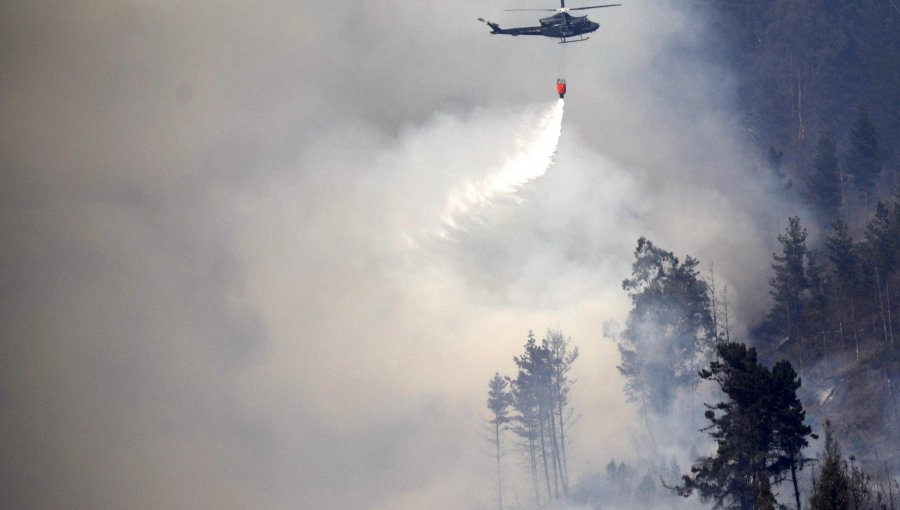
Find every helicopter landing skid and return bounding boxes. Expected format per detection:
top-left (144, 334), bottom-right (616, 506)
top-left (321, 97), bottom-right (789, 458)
top-left (559, 36), bottom-right (590, 44)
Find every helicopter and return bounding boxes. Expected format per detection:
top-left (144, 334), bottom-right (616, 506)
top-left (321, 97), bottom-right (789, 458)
top-left (478, 0), bottom-right (621, 43)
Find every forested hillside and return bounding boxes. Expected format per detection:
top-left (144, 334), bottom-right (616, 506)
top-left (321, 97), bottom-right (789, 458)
top-left (759, 214), bottom-right (899, 477)
top-left (702, 0), bottom-right (900, 474)
top-left (707, 0), bottom-right (900, 495)
top-left (706, 0), bottom-right (900, 203)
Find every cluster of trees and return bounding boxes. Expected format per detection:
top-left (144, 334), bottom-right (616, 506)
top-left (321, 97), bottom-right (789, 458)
top-left (766, 208), bottom-right (900, 373)
top-left (483, 234), bottom-right (897, 509)
top-left (485, 330), bottom-right (577, 509)
top-left (609, 239), bottom-right (817, 509)
top-left (764, 210), bottom-right (900, 499)
top-left (706, 0), bottom-right (900, 179)
top-left (677, 342), bottom-right (815, 510)
top-left (804, 106), bottom-right (886, 226)
top-left (569, 459), bottom-right (683, 509)
top-left (611, 236), bottom-right (898, 510)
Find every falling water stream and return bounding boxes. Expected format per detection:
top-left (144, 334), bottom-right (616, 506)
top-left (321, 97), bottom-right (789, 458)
top-left (439, 99), bottom-right (565, 236)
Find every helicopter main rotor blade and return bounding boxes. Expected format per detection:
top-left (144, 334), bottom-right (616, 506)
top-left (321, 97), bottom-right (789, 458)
top-left (568, 3), bottom-right (622, 10)
top-left (503, 8), bottom-right (558, 11)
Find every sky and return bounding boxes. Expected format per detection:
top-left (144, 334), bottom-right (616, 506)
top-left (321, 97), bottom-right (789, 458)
top-left (0, 1), bottom-right (803, 508)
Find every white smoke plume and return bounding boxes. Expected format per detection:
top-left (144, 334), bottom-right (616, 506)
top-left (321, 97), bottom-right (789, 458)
top-left (0, 1), bottom-right (805, 509)
top-left (441, 99), bottom-right (564, 234)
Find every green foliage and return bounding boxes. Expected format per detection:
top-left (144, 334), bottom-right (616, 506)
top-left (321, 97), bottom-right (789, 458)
top-left (677, 342), bottom-right (813, 510)
top-left (805, 132), bottom-right (842, 222)
top-left (809, 423), bottom-right (850, 510)
top-left (807, 422), bottom-right (888, 510)
top-left (844, 105), bottom-right (882, 203)
top-left (486, 373), bottom-right (510, 510)
top-left (487, 373), bottom-right (511, 426)
top-left (863, 202), bottom-right (894, 277)
top-left (617, 237), bottom-right (716, 416)
top-left (826, 219), bottom-right (860, 298)
top-left (506, 330), bottom-right (578, 504)
top-left (769, 217), bottom-right (811, 342)
top-left (706, 0), bottom-right (900, 188)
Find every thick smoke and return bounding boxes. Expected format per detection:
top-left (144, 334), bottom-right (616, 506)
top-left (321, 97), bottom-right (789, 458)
top-left (0, 1), bottom-right (800, 509)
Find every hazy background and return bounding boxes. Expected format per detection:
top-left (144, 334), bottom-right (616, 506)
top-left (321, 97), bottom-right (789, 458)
top-left (0, 1), bottom-right (799, 508)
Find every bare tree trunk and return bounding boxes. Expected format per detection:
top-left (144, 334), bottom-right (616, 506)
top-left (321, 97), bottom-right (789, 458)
top-left (539, 416), bottom-right (552, 500)
top-left (723, 285), bottom-right (731, 343)
top-left (529, 436), bottom-right (540, 508)
top-left (851, 297), bottom-right (861, 362)
top-left (790, 301), bottom-right (805, 380)
top-left (839, 165), bottom-right (849, 220)
top-left (839, 319), bottom-right (845, 353)
top-left (546, 407), bottom-right (560, 499)
top-left (495, 420), bottom-right (503, 510)
top-left (791, 464), bottom-right (802, 510)
top-left (710, 264), bottom-right (720, 338)
top-left (887, 282), bottom-right (895, 347)
top-left (797, 67), bottom-right (805, 142)
top-left (556, 402), bottom-right (569, 495)
top-left (876, 269), bottom-right (890, 344)
top-left (887, 373), bottom-right (898, 456)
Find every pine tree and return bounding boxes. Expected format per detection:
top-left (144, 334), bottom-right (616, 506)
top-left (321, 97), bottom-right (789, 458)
top-left (769, 217), bottom-right (811, 372)
top-left (508, 331), bottom-right (579, 504)
top-left (805, 132), bottom-right (843, 222)
top-left (846, 458), bottom-right (874, 510)
top-left (677, 342), bottom-right (814, 510)
top-left (805, 249), bottom-right (830, 361)
top-left (510, 332), bottom-right (549, 505)
top-left (844, 105), bottom-right (882, 209)
top-left (547, 330), bottom-right (577, 495)
top-left (826, 219), bottom-right (862, 359)
top-left (769, 360), bottom-right (816, 510)
top-left (809, 422), bottom-right (850, 510)
top-left (863, 202), bottom-right (895, 345)
top-left (487, 373), bottom-right (511, 510)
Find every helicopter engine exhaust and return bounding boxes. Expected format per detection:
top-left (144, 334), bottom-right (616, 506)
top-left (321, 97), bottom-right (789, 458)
top-left (556, 78), bottom-right (567, 99)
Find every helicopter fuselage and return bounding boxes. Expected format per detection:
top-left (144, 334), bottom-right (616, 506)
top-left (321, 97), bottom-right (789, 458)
top-left (539, 13), bottom-right (599, 37)
top-left (481, 12), bottom-right (599, 40)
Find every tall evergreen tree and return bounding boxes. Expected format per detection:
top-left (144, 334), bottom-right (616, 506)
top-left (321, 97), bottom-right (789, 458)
top-left (805, 132), bottom-right (843, 222)
top-left (825, 219), bottom-right (862, 359)
top-left (769, 217), bottom-right (811, 369)
top-left (509, 336), bottom-right (543, 507)
top-left (863, 202), bottom-right (896, 345)
top-left (487, 373), bottom-right (511, 510)
top-left (510, 332), bottom-right (551, 504)
top-left (769, 360), bottom-right (816, 510)
top-left (809, 422), bottom-right (850, 510)
top-left (547, 330), bottom-right (577, 495)
top-left (676, 342), bottom-right (814, 510)
top-left (805, 249), bottom-right (830, 358)
top-left (844, 105), bottom-right (882, 208)
top-left (508, 331), bottom-right (578, 504)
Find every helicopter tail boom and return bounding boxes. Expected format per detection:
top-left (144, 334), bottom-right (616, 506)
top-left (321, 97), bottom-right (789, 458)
top-left (478, 18), bottom-right (544, 36)
top-left (477, 18), bottom-right (503, 33)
